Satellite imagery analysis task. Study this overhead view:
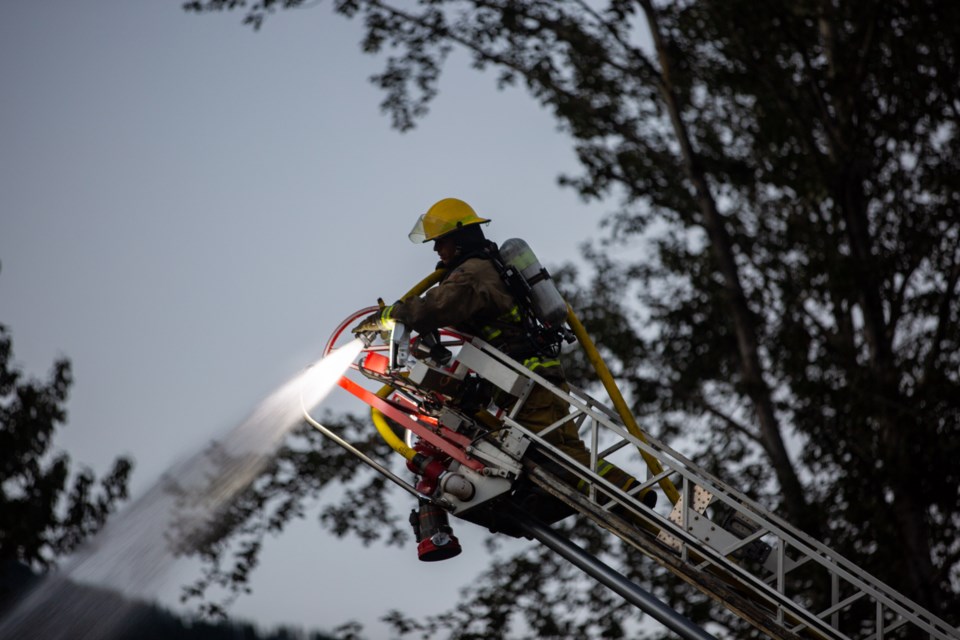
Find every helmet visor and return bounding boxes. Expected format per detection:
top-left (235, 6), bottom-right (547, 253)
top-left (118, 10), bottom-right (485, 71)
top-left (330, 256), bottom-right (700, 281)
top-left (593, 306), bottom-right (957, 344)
top-left (408, 214), bottom-right (430, 243)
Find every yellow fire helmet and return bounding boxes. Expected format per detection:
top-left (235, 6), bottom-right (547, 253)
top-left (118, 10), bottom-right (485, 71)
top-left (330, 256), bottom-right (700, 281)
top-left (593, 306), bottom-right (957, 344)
top-left (408, 198), bottom-right (491, 243)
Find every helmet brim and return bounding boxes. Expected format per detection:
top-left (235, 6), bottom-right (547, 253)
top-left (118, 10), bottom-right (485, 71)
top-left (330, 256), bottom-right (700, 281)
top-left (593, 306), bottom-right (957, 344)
top-left (408, 214), bottom-right (490, 244)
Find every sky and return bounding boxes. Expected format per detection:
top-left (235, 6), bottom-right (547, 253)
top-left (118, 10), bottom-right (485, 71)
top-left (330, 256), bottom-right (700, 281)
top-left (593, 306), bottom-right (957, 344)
top-left (1, 2), bottom-right (628, 638)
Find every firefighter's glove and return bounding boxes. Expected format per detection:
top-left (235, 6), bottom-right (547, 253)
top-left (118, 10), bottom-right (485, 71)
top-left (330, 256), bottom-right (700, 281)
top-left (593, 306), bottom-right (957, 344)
top-left (352, 306), bottom-right (396, 335)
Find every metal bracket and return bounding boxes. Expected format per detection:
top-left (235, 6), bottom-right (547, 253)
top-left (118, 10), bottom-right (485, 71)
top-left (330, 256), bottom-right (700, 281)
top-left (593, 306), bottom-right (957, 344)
top-left (454, 341), bottom-right (528, 397)
top-left (467, 438), bottom-right (524, 478)
top-left (496, 427), bottom-right (531, 462)
top-left (389, 322), bottom-right (410, 369)
top-left (658, 485), bottom-right (714, 552)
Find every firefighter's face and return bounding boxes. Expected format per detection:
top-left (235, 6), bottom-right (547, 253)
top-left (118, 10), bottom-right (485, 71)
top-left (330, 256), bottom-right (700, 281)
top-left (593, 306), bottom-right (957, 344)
top-left (433, 235), bottom-right (459, 265)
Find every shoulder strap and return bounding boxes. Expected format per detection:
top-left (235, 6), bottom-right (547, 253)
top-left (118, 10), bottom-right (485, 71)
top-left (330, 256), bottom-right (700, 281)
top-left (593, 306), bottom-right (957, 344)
top-left (482, 243), bottom-right (566, 358)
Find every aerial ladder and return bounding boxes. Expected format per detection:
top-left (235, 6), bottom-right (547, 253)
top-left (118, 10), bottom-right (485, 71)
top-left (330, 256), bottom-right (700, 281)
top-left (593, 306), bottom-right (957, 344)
top-left (311, 269), bottom-right (959, 640)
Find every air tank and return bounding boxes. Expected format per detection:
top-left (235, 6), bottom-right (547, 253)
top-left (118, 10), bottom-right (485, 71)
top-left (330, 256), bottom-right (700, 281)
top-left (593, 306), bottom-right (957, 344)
top-left (499, 238), bottom-right (568, 327)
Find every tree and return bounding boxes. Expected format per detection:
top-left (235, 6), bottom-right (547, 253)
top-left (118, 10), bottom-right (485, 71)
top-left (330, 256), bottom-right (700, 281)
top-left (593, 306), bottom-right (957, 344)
top-left (182, 0), bottom-right (960, 636)
top-left (0, 324), bottom-right (132, 570)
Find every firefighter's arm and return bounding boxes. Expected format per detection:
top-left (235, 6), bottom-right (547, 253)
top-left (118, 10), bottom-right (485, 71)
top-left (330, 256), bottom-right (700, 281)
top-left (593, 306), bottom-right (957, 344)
top-left (389, 268), bottom-right (488, 332)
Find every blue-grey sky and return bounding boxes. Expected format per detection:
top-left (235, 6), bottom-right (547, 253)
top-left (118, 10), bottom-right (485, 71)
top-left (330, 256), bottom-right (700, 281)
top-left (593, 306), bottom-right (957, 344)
top-left (2, 2), bottom-right (622, 637)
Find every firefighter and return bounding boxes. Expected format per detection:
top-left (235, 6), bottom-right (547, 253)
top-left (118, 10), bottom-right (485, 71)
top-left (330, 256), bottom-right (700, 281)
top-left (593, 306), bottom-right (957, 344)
top-left (353, 197), bottom-right (654, 507)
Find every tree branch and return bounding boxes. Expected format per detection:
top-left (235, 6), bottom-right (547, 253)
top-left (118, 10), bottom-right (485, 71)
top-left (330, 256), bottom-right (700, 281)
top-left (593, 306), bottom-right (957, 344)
top-left (691, 393), bottom-right (763, 446)
top-left (639, 0), bottom-right (811, 530)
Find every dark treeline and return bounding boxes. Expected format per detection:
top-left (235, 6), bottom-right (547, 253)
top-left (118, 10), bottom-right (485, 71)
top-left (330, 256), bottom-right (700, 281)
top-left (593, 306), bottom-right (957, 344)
top-left (0, 560), bottom-right (334, 640)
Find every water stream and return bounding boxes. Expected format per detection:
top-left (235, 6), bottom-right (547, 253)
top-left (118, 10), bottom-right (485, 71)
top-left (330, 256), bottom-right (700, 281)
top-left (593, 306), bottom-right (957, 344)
top-left (0, 340), bottom-right (363, 639)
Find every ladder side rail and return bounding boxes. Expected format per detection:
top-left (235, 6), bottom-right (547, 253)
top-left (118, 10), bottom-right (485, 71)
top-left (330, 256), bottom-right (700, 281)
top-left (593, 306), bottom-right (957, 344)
top-left (511, 414), bottom-right (944, 640)
top-left (476, 341), bottom-right (795, 521)
top-left (469, 339), bottom-right (959, 640)
top-left (581, 411), bottom-right (958, 640)
top-left (557, 401), bottom-right (959, 640)
top-left (479, 339), bottom-right (834, 564)
top-left (503, 385), bottom-right (929, 640)
top-left (523, 461), bottom-right (816, 640)
top-left (508, 417), bottom-right (847, 640)
top-left (487, 344), bottom-right (819, 552)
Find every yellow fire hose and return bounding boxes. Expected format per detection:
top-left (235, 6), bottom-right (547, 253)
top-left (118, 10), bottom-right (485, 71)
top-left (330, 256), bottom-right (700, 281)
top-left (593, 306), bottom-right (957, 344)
top-left (369, 270), bottom-right (680, 505)
top-left (565, 307), bottom-right (680, 505)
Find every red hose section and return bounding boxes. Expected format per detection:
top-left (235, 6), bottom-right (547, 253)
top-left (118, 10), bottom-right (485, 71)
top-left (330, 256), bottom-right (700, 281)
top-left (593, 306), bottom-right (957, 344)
top-left (324, 305), bottom-right (379, 356)
top-left (338, 377), bottom-right (484, 472)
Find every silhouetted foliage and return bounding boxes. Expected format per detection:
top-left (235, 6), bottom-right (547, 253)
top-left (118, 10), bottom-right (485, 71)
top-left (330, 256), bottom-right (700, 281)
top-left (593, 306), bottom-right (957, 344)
top-left (0, 561), bottom-right (336, 640)
top-left (0, 324), bottom-right (132, 570)
top-left (184, 1), bottom-right (960, 637)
